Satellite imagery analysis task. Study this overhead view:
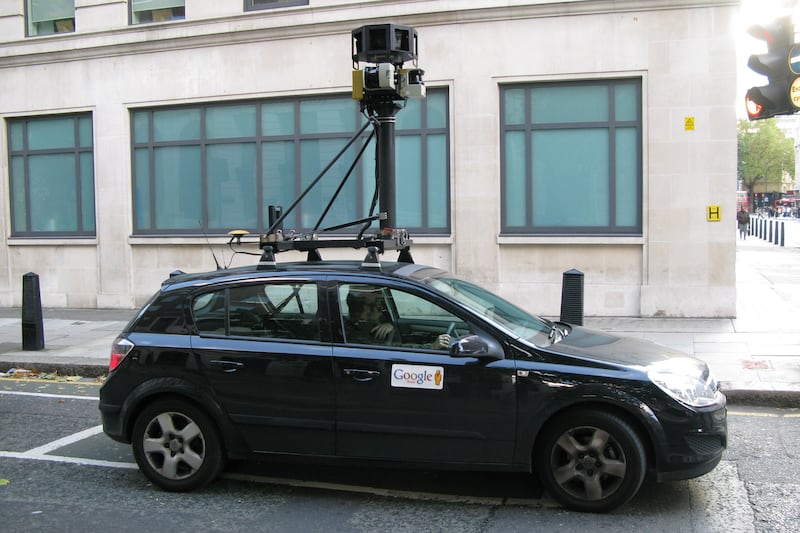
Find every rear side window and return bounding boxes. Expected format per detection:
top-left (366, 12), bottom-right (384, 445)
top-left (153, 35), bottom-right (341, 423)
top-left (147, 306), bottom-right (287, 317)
top-left (192, 282), bottom-right (320, 341)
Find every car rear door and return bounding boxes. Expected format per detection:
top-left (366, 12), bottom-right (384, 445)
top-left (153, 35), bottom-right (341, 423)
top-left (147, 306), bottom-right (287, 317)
top-left (330, 279), bottom-right (517, 465)
top-left (191, 278), bottom-right (336, 455)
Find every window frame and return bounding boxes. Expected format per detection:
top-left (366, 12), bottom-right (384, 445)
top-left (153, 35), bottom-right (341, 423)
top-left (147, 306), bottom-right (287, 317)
top-left (130, 90), bottom-right (450, 236)
top-left (129, 0), bottom-right (185, 25)
top-left (7, 113), bottom-right (96, 238)
top-left (25, 0), bottom-right (75, 37)
top-left (244, 0), bottom-right (309, 12)
top-left (499, 78), bottom-right (643, 236)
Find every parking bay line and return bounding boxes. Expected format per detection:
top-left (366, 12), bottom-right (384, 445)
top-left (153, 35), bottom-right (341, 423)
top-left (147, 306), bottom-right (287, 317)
top-left (0, 390), bottom-right (98, 401)
top-left (0, 424), bottom-right (137, 469)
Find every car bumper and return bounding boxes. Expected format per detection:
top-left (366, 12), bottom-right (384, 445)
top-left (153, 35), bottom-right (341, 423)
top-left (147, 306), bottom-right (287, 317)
top-left (652, 401), bottom-right (728, 482)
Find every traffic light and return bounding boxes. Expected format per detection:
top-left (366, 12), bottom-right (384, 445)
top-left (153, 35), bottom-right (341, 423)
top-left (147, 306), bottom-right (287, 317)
top-left (744, 16), bottom-right (798, 120)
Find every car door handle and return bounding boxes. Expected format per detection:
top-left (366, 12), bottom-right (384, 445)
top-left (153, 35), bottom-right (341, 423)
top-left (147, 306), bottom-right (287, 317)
top-left (209, 360), bottom-right (244, 373)
top-left (343, 368), bottom-right (380, 382)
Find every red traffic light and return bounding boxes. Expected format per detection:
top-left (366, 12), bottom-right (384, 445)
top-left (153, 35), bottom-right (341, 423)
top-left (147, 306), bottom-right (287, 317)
top-left (745, 92), bottom-right (764, 119)
top-left (745, 16), bottom-right (796, 120)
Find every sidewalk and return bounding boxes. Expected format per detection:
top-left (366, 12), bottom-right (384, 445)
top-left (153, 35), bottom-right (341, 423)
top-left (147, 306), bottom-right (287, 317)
top-left (1, 222), bottom-right (799, 406)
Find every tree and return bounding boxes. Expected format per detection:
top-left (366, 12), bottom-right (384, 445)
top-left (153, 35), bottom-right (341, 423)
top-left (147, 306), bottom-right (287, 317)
top-left (737, 118), bottom-right (795, 212)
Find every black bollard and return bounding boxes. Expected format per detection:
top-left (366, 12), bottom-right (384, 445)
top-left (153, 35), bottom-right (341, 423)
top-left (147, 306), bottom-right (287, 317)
top-left (769, 220), bottom-right (773, 242)
top-left (780, 222), bottom-right (785, 247)
top-left (21, 272), bottom-right (45, 350)
top-left (560, 269), bottom-right (584, 326)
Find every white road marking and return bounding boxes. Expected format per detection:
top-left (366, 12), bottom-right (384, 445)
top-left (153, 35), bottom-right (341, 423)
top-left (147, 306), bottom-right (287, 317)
top-left (25, 424), bottom-right (104, 455)
top-left (0, 451), bottom-right (136, 470)
top-left (0, 390), bottom-right (97, 401)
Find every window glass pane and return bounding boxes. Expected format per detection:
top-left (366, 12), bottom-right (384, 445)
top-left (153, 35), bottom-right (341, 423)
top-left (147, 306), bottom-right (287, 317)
top-left (134, 148), bottom-right (151, 230)
top-left (228, 282), bottom-right (318, 340)
top-left (532, 85), bottom-right (609, 124)
top-left (153, 109), bottom-right (200, 142)
top-left (154, 146), bottom-right (201, 229)
top-left (261, 101), bottom-right (295, 136)
top-left (131, 0), bottom-right (184, 10)
top-left (503, 131), bottom-right (526, 227)
top-left (396, 136), bottom-right (422, 227)
top-left (29, 0), bottom-right (74, 22)
top-left (300, 99), bottom-right (355, 134)
top-left (133, 112), bottom-right (149, 144)
top-left (131, 0), bottom-right (184, 24)
top-left (206, 105), bottom-right (256, 139)
top-left (532, 129), bottom-right (609, 227)
top-left (262, 141), bottom-right (296, 224)
top-left (27, 0), bottom-right (74, 36)
top-left (29, 153), bottom-right (78, 232)
top-left (615, 83), bottom-right (637, 122)
top-left (427, 134), bottom-right (447, 228)
top-left (248, 0), bottom-right (309, 9)
top-left (615, 128), bottom-right (638, 226)
top-left (360, 137), bottom-right (377, 221)
top-left (28, 118), bottom-right (75, 150)
top-left (300, 139), bottom-right (359, 228)
top-left (80, 152), bottom-right (96, 232)
top-left (207, 143), bottom-right (257, 229)
top-left (503, 88), bottom-right (526, 125)
top-left (396, 99), bottom-right (421, 130)
top-left (193, 290), bottom-right (226, 335)
top-left (340, 283), bottom-right (462, 349)
top-left (10, 156), bottom-right (27, 233)
top-left (426, 91), bottom-right (447, 129)
top-left (10, 123), bottom-right (24, 152)
top-left (78, 116), bottom-right (92, 148)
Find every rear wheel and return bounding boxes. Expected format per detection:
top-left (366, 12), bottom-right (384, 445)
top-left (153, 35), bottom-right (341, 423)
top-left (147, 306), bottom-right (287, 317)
top-left (534, 410), bottom-right (646, 513)
top-left (131, 399), bottom-right (224, 491)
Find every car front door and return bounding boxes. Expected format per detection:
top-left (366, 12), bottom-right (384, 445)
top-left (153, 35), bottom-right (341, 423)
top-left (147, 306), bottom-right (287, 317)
top-left (331, 280), bottom-right (517, 465)
top-left (191, 279), bottom-right (335, 455)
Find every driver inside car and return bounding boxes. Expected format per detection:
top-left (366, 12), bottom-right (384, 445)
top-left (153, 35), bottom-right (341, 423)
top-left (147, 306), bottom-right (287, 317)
top-left (344, 286), bottom-right (451, 350)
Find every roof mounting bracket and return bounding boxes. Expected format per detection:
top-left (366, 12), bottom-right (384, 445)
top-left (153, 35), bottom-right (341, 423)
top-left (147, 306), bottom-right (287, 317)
top-left (360, 246), bottom-right (381, 270)
top-left (257, 245), bottom-right (277, 270)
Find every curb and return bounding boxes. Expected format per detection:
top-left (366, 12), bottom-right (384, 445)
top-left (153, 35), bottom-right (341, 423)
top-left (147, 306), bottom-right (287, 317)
top-left (0, 361), bottom-right (108, 379)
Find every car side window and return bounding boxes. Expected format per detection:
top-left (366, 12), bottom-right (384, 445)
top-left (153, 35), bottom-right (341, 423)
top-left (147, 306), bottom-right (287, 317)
top-left (193, 282), bottom-right (320, 341)
top-left (339, 283), bottom-right (470, 350)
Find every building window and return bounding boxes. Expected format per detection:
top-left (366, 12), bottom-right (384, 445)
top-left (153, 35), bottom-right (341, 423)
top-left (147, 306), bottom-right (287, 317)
top-left (130, 0), bottom-right (185, 25)
top-left (26, 0), bottom-right (75, 37)
top-left (7, 114), bottom-right (96, 236)
top-left (245, 0), bottom-right (309, 11)
top-left (500, 79), bottom-right (642, 236)
top-left (131, 89), bottom-right (449, 236)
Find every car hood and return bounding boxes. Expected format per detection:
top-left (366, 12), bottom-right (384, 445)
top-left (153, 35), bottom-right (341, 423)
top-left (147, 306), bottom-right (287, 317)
top-left (540, 324), bottom-right (705, 371)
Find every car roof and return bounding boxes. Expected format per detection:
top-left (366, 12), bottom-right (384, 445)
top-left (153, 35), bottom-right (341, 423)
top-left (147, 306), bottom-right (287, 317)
top-left (160, 260), bottom-right (448, 292)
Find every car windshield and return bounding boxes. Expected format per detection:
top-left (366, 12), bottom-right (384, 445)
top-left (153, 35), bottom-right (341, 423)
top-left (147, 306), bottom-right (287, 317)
top-left (418, 273), bottom-right (554, 346)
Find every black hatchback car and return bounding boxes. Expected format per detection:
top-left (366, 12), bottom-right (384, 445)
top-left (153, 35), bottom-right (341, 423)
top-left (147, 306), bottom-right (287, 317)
top-left (99, 258), bottom-right (727, 513)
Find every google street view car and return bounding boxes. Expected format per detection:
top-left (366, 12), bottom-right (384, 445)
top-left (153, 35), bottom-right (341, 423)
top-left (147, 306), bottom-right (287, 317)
top-left (99, 243), bottom-right (726, 513)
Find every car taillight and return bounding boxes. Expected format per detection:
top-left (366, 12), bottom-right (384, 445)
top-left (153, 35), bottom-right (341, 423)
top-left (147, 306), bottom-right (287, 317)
top-left (109, 337), bottom-right (135, 372)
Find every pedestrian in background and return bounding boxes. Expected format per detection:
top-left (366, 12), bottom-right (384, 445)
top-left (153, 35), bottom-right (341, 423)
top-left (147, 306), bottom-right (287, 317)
top-left (737, 207), bottom-right (750, 240)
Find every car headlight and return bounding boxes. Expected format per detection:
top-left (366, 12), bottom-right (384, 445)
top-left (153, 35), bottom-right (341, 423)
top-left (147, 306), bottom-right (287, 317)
top-left (648, 358), bottom-right (723, 408)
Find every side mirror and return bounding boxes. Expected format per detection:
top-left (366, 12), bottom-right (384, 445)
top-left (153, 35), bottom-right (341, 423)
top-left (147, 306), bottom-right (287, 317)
top-left (450, 334), bottom-right (504, 360)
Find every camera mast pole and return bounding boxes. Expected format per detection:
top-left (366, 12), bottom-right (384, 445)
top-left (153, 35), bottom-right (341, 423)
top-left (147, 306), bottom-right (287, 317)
top-left (352, 24), bottom-right (424, 243)
top-left (372, 100), bottom-right (401, 232)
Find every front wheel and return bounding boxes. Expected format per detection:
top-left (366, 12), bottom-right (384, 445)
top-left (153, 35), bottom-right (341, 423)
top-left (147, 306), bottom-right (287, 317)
top-left (534, 410), bottom-right (646, 513)
top-left (131, 399), bottom-right (225, 491)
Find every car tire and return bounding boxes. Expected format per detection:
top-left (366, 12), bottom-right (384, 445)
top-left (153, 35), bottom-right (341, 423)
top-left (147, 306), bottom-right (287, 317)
top-left (534, 409), bottom-right (646, 513)
top-left (131, 398), bottom-right (225, 492)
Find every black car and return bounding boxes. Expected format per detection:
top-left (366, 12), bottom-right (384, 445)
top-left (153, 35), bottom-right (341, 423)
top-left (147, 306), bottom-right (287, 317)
top-left (99, 258), bottom-right (727, 513)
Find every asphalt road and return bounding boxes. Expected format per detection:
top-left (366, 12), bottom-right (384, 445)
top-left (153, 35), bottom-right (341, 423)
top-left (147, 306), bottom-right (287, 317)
top-left (2, 379), bottom-right (797, 532)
